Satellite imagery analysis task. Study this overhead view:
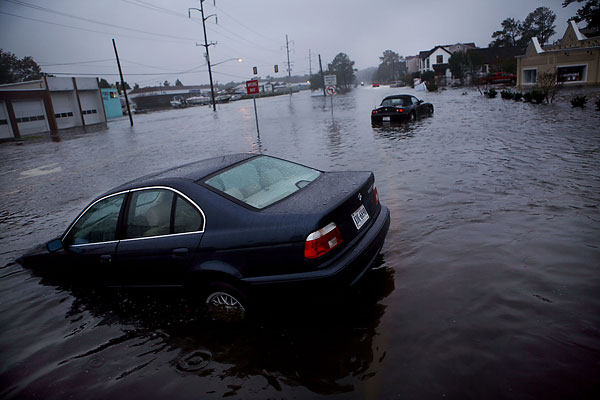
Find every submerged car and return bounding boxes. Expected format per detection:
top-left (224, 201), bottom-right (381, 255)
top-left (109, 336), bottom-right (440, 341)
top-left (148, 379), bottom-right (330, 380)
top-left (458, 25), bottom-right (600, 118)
top-left (371, 94), bottom-right (434, 124)
top-left (18, 154), bottom-right (390, 319)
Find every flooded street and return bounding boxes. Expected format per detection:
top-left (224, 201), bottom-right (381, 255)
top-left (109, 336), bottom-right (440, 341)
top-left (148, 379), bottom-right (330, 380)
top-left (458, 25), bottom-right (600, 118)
top-left (1, 86), bottom-right (599, 399)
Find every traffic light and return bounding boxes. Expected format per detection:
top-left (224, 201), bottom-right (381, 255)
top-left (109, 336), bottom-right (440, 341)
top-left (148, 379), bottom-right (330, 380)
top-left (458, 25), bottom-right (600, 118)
top-left (253, 66), bottom-right (257, 75)
top-left (274, 64), bottom-right (279, 73)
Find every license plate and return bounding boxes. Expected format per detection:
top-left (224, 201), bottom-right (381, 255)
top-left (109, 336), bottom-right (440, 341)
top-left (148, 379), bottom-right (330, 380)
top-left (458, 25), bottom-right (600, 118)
top-left (351, 204), bottom-right (370, 230)
top-left (383, 116), bottom-right (390, 121)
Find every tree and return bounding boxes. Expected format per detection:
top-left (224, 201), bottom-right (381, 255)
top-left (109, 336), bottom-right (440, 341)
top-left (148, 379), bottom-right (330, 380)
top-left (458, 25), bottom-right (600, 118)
top-left (490, 18), bottom-right (523, 47)
top-left (563, 0), bottom-right (600, 33)
top-left (0, 49), bottom-right (42, 84)
top-left (163, 80), bottom-right (171, 87)
top-left (374, 50), bottom-right (406, 83)
top-left (133, 83), bottom-right (140, 90)
top-left (99, 78), bottom-right (111, 88)
top-left (175, 78), bottom-right (183, 86)
top-left (522, 7), bottom-right (557, 46)
top-left (448, 51), bottom-right (470, 83)
top-left (327, 53), bottom-right (356, 90)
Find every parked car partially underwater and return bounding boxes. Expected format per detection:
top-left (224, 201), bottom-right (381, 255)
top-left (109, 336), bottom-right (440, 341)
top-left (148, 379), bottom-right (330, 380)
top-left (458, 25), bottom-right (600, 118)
top-left (18, 154), bottom-right (391, 320)
top-left (371, 95), bottom-right (434, 124)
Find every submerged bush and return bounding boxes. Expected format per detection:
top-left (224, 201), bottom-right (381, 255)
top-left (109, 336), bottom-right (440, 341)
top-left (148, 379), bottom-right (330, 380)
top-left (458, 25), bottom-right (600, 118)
top-left (596, 98), bottom-right (600, 111)
top-left (523, 92), bottom-right (532, 102)
top-left (512, 92), bottom-right (523, 101)
top-left (500, 90), bottom-right (513, 99)
top-left (484, 88), bottom-right (497, 98)
top-left (570, 95), bottom-right (587, 108)
top-left (426, 81), bottom-right (438, 92)
top-left (530, 90), bottom-right (545, 104)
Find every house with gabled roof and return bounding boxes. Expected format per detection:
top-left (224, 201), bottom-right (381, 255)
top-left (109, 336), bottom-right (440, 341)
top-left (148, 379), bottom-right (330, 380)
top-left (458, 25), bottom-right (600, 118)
top-left (418, 43), bottom-right (477, 80)
top-left (516, 20), bottom-right (600, 87)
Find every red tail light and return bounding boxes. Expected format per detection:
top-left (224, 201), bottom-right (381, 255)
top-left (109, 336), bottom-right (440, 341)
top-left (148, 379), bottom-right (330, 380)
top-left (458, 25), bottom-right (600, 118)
top-left (396, 108), bottom-right (404, 113)
top-left (374, 186), bottom-right (379, 205)
top-left (304, 222), bottom-right (343, 259)
top-left (372, 110), bottom-right (377, 115)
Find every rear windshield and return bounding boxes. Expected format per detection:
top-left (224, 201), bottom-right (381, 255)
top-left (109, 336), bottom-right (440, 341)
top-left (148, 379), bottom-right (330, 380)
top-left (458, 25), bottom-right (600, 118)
top-left (203, 156), bottom-right (321, 209)
top-left (381, 97), bottom-right (408, 107)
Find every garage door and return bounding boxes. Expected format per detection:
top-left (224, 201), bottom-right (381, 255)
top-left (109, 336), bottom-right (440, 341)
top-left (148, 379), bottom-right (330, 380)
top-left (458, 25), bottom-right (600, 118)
top-left (0, 101), bottom-right (13, 139)
top-left (12, 99), bottom-right (49, 135)
top-left (79, 91), bottom-right (104, 125)
top-left (52, 92), bottom-right (78, 129)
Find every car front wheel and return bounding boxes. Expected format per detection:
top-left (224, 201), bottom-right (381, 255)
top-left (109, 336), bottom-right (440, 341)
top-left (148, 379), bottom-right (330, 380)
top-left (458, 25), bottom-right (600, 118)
top-left (204, 282), bottom-right (247, 322)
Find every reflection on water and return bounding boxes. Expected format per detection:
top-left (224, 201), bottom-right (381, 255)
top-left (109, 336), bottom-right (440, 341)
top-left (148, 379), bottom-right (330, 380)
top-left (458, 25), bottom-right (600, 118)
top-left (1, 86), bottom-right (599, 399)
top-left (2, 259), bottom-right (393, 398)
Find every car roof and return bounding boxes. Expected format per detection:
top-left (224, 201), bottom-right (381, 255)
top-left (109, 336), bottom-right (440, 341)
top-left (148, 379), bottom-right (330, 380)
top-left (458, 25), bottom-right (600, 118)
top-left (108, 153), bottom-right (258, 193)
top-left (382, 95), bottom-right (412, 100)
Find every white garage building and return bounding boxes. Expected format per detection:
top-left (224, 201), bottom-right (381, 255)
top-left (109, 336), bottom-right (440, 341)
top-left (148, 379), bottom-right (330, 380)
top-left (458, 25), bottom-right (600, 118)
top-left (0, 76), bottom-right (107, 140)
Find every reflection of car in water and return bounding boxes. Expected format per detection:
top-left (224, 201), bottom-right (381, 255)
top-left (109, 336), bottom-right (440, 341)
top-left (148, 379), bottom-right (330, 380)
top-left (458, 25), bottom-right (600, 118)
top-left (18, 154), bottom-right (390, 321)
top-left (371, 95), bottom-right (434, 124)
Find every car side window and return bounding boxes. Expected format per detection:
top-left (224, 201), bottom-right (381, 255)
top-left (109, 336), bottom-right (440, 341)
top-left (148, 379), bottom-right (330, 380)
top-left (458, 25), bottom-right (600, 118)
top-left (173, 195), bottom-right (204, 234)
top-left (411, 96), bottom-right (419, 105)
top-left (67, 194), bottom-right (126, 245)
top-left (125, 189), bottom-right (174, 239)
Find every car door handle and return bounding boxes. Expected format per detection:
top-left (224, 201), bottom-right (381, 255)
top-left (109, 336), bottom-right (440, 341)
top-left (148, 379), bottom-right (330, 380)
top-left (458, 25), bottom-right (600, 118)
top-left (100, 254), bottom-right (112, 264)
top-left (172, 248), bottom-right (189, 257)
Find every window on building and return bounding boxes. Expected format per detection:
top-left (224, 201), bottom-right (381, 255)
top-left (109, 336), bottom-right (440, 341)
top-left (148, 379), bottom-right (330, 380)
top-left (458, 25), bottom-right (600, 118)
top-left (523, 69), bottom-right (537, 84)
top-left (110, 92), bottom-right (118, 98)
top-left (557, 65), bottom-right (586, 82)
top-left (436, 55), bottom-right (443, 64)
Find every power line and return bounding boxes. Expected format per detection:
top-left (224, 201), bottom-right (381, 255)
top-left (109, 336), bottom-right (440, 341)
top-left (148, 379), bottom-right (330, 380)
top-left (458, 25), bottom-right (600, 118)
top-left (213, 4), bottom-right (284, 46)
top-left (4, 0), bottom-right (197, 42)
top-left (0, 10), bottom-right (189, 44)
top-left (39, 59), bottom-right (114, 66)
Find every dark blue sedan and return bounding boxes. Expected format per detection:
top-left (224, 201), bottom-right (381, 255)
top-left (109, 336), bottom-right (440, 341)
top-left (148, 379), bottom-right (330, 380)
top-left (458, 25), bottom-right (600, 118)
top-left (18, 154), bottom-right (390, 320)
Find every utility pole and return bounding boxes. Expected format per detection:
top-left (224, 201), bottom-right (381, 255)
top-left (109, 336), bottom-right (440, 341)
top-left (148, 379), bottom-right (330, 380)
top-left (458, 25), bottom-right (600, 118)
top-left (112, 38), bottom-right (133, 126)
top-left (308, 49), bottom-right (312, 77)
top-left (318, 54), bottom-right (326, 97)
top-left (189, 1), bottom-right (217, 112)
top-left (285, 34), bottom-right (292, 95)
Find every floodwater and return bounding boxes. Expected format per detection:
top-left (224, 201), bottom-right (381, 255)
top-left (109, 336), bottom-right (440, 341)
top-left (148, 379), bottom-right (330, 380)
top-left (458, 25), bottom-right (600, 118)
top-left (1, 86), bottom-right (599, 399)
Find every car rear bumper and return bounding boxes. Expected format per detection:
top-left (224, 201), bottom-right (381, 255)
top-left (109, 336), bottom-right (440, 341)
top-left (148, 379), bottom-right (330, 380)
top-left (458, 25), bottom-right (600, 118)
top-left (241, 205), bottom-right (391, 291)
top-left (371, 114), bottom-right (409, 123)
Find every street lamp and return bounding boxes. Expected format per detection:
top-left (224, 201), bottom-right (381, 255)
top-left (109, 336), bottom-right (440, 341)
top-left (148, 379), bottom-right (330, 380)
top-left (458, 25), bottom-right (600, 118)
top-left (189, 1), bottom-right (217, 111)
top-left (212, 58), bottom-right (243, 67)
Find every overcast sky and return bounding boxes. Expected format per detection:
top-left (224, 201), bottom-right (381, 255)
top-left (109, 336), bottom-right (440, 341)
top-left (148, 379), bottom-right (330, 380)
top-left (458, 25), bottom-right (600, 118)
top-left (0, 0), bottom-right (580, 87)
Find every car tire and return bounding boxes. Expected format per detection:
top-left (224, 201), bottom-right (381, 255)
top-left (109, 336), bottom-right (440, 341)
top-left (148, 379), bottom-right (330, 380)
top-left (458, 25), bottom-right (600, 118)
top-left (203, 282), bottom-right (248, 322)
top-left (429, 105), bottom-right (434, 114)
top-left (409, 111), bottom-right (416, 122)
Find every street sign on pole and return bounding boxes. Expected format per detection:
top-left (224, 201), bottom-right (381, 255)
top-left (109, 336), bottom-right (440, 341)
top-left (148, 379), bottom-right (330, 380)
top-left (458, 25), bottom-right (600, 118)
top-left (326, 85), bottom-right (337, 96)
top-left (246, 79), bottom-right (259, 95)
top-left (324, 74), bottom-right (337, 86)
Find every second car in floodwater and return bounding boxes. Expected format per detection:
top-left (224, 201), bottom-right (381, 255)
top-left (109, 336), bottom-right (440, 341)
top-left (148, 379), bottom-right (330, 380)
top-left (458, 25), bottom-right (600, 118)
top-left (371, 94), bottom-right (434, 124)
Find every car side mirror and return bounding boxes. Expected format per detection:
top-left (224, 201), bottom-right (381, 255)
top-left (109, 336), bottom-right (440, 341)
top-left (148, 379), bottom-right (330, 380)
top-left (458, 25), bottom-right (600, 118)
top-left (418, 100), bottom-right (423, 104)
top-left (47, 238), bottom-right (63, 253)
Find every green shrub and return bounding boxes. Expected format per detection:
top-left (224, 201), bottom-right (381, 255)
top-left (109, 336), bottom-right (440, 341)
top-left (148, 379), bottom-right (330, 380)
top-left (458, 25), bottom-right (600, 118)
top-left (426, 81), bottom-right (438, 91)
top-left (484, 88), bottom-right (497, 98)
top-left (596, 98), bottom-right (600, 111)
top-left (512, 92), bottom-right (523, 101)
top-left (523, 92), bottom-right (532, 102)
top-left (500, 90), bottom-right (513, 99)
top-left (570, 95), bottom-right (587, 108)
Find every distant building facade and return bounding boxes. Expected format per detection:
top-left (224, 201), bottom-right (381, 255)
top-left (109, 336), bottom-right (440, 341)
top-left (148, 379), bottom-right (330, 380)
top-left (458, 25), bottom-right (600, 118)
top-left (517, 21), bottom-right (600, 87)
top-left (0, 76), bottom-right (106, 140)
top-left (418, 43), bottom-right (477, 80)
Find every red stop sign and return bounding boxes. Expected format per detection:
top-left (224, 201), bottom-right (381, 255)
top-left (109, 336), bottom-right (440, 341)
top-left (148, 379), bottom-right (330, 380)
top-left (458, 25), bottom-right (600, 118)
top-left (246, 80), bottom-right (259, 95)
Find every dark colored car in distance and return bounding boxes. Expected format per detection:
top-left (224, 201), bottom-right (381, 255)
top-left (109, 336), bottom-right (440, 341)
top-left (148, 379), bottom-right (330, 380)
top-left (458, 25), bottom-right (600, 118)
top-left (18, 154), bottom-right (391, 320)
top-left (371, 94), bottom-right (434, 124)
